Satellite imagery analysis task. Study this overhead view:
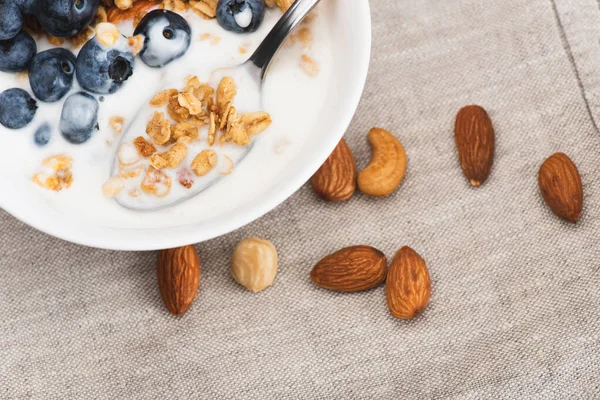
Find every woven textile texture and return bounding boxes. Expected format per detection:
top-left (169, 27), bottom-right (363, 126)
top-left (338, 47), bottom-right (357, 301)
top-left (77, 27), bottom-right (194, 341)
top-left (2, 0), bottom-right (600, 398)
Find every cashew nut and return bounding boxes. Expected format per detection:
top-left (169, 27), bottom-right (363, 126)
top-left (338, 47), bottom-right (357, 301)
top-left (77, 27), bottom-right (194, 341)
top-left (357, 128), bottom-right (407, 197)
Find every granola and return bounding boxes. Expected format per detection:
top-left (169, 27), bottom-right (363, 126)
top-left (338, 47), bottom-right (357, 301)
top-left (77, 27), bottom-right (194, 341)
top-left (146, 112), bottom-right (172, 145)
top-left (112, 74), bottom-right (272, 201)
top-left (189, 0), bottom-right (218, 19)
top-left (32, 155), bottom-right (73, 192)
top-left (150, 89), bottom-right (178, 107)
top-left (173, 122), bottom-right (199, 140)
top-left (141, 166), bottom-right (172, 197)
top-left (149, 142), bottom-right (188, 170)
top-left (191, 149), bottom-right (217, 176)
top-left (134, 136), bottom-right (157, 157)
top-left (109, 116), bottom-right (125, 134)
top-left (299, 54), bottom-right (319, 77)
top-left (220, 155), bottom-right (234, 175)
top-left (102, 176), bottom-right (125, 197)
top-left (118, 143), bottom-right (141, 165)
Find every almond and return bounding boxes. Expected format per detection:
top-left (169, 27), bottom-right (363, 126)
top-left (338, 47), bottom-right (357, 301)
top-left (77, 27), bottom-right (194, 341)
top-left (386, 246), bottom-right (431, 319)
top-left (157, 245), bottom-right (200, 316)
top-left (107, 0), bottom-right (160, 23)
top-left (538, 152), bottom-right (583, 223)
top-left (454, 105), bottom-right (495, 187)
top-left (311, 138), bottom-right (357, 202)
top-left (310, 245), bottom-right (387, 292)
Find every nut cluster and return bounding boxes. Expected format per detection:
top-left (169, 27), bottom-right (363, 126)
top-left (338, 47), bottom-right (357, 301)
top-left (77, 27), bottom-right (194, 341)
top-left (310, 245), bottom-right (431, 320)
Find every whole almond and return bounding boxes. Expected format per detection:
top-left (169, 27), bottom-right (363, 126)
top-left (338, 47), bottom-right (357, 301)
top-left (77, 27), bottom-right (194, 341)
top-left (311, 139), bottom-right (357, 202)
top-left (455, 105), bottom-right (495, 187)
top-left (538, 152), bottom-right (583, 223)
top-left (310, 245), bottom-right (387, 292)
top-left (386, 246), bottom-right (431, 319)
top-left (157, 245), bottom-right (200, 316)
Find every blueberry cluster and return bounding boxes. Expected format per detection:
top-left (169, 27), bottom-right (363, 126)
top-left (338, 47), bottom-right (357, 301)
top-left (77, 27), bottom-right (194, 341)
top-left (0, 3), bottom-right (194, 148)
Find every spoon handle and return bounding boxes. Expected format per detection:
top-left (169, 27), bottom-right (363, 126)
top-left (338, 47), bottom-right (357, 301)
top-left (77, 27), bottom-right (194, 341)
top-left (249, 0), bottom-right (322, 79)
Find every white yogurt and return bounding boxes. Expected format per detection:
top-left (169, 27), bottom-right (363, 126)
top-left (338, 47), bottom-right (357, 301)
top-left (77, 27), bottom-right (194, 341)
top-left (0, 5), bottom-right (333, 229)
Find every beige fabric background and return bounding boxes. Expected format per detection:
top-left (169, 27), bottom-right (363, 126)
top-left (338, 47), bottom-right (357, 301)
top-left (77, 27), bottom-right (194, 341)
top-left (2, 0), bottom-right (600, 398)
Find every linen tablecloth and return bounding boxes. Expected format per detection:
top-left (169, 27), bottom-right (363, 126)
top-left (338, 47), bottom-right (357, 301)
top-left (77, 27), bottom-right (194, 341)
top-left (2, 0), bottom-right (600, 398)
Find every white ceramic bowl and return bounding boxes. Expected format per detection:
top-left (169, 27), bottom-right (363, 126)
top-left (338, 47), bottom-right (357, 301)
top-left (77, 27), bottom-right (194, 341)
top-left (1, 1), bottom-right (371, 250)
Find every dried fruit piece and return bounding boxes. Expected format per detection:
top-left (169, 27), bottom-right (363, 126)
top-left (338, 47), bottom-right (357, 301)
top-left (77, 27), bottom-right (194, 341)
top-left (310, 245), bottom-right (387, 292)
top-left (231, 238), bottom-right (278, 293)
top-left (177, 168), bottom-right (194, 188)
top-left (157, 245), bottom-right (200, 316)
top-left (311, 138), bottom-right (356, 202)
top-left (386, 246), bottom-right (431, 319)
top-left (358, 128), bottom-right (407, 197)
top-left (454, 105), bottom-right (495, 187)
top-left (191, 149), bottom-right (217, 176)
top-left (538, 152), bottom-right (583, 223)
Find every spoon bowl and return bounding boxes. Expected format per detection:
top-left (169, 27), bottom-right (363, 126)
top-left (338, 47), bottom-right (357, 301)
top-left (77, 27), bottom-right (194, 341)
top-left (112, 0), bottom-right (322, 211)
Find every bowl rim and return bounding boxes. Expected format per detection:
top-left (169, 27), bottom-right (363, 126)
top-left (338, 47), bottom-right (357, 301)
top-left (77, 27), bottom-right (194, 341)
top-left (1, 1), bottom-right (372, 251)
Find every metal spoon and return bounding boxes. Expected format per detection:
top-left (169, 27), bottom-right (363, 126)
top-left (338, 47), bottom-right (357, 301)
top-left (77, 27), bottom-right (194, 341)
top-left (113, 0), bottom-right (322, 211)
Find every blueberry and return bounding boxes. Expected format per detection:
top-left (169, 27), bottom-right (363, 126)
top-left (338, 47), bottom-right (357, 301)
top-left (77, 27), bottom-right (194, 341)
top-left (216, 0), bottom-right (264, 34)
top-left (13, 0), bottom-right (36, 14)
top-left (29, 48), bottom-right (76, 102)
top-left (60, 92), bottom-right (98, 144)
top-left (76, 32), bottom-right (135, 94)
top-left (0, 1), bottom-right (23, 40)
top-left (133, 10), bottom-right (191, 68)
top-left (0, 31), bottom-right (36, 72)
top-left (34, 123), bottom-right (51, 146)
top-left (0, 88), bottom-right (37, 129)
top-left (35, 0), bottom-right (99, 37)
